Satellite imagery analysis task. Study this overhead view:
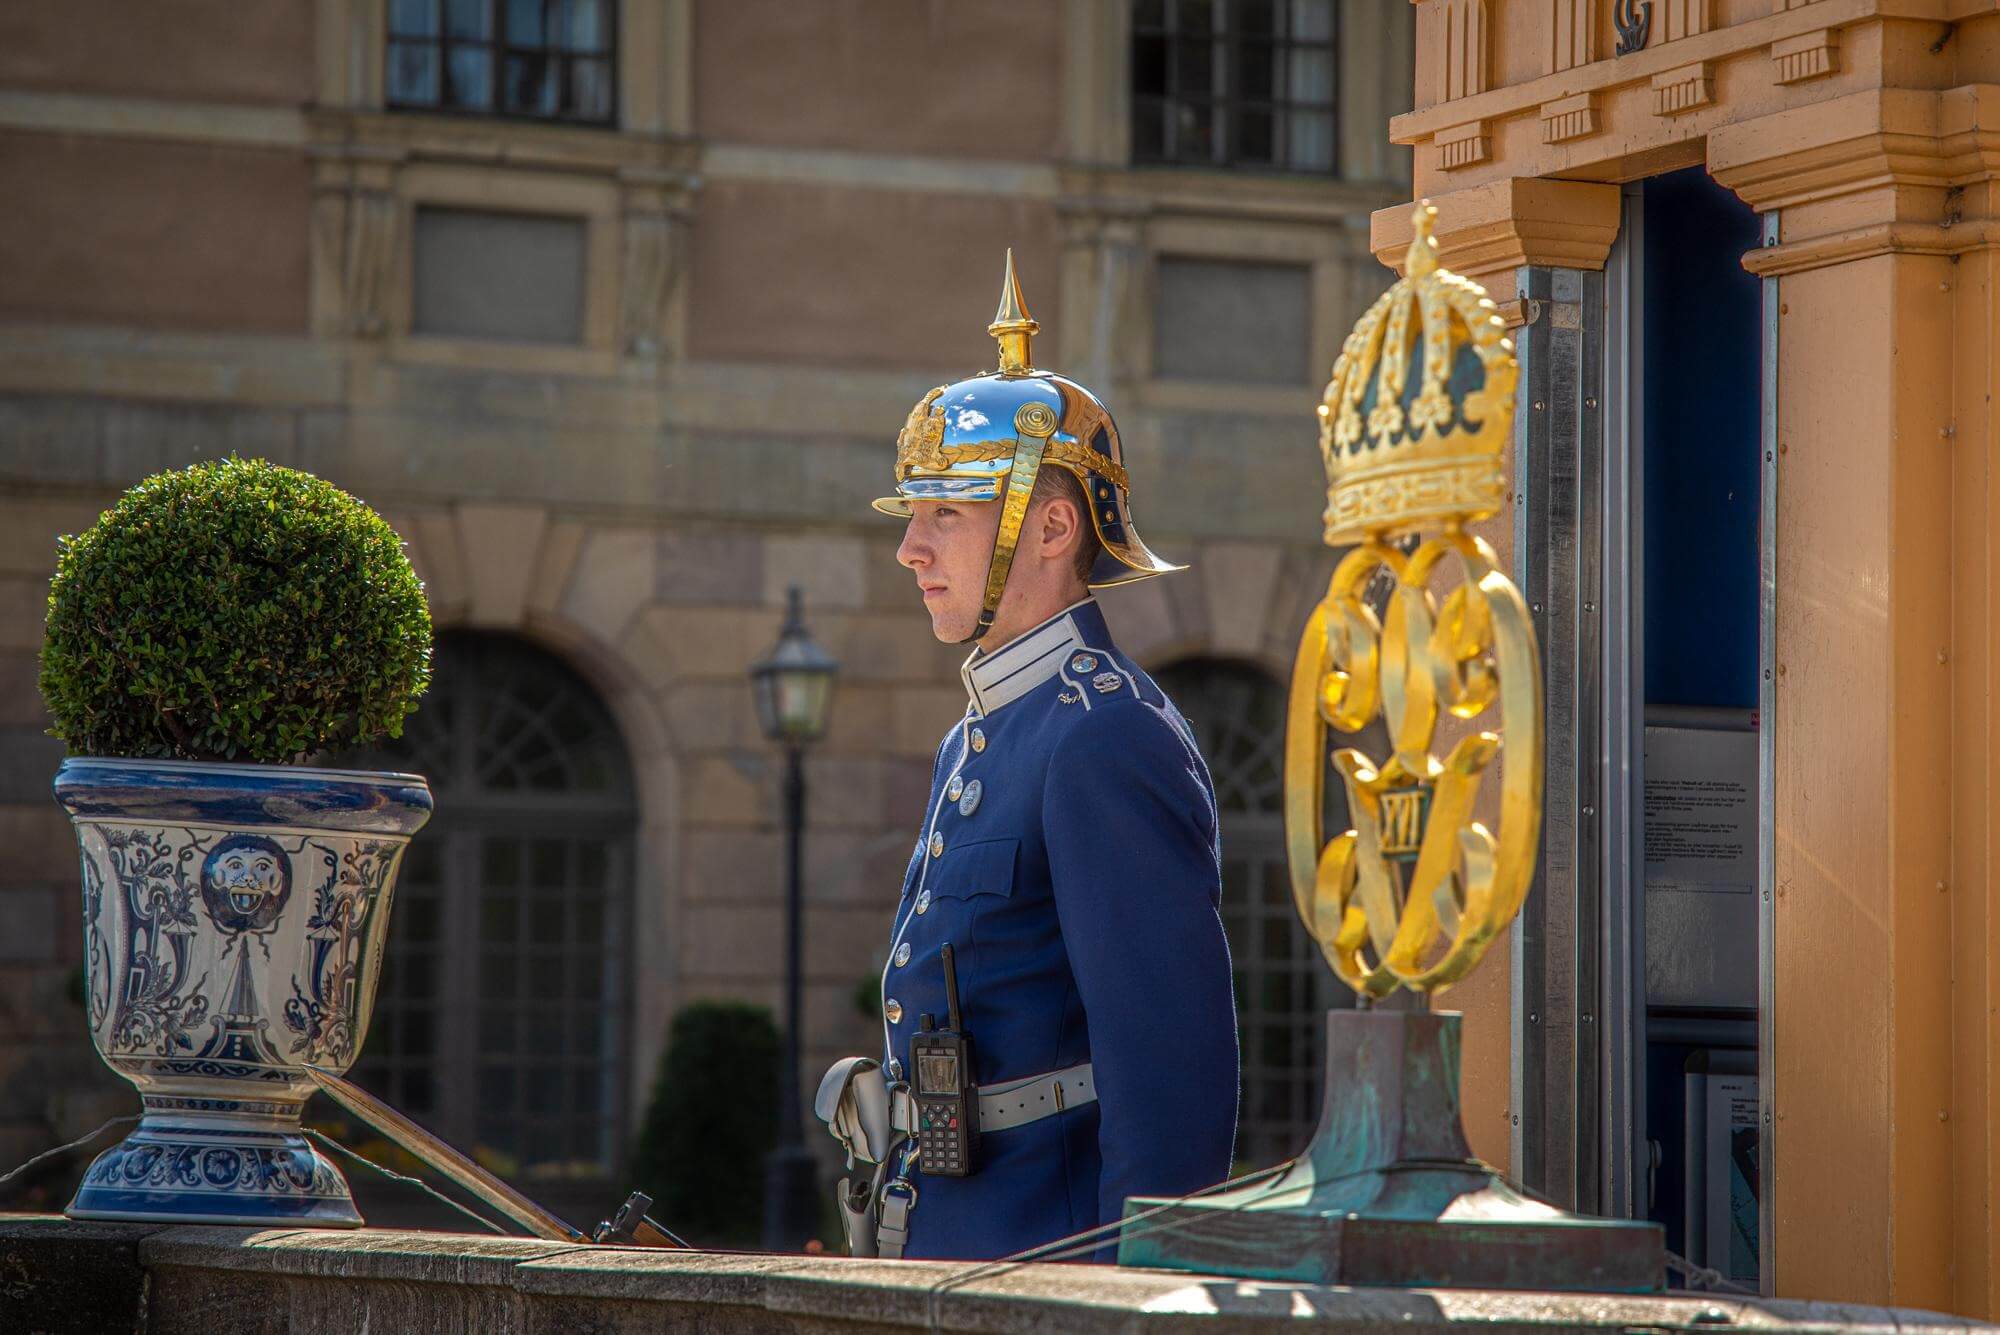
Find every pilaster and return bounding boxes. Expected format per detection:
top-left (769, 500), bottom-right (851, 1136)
top-left (1707, 85), bottom-right (2000, 1315)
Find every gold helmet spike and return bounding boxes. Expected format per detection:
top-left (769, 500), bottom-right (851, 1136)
top-left (988, 247), bottom-right (1039, 375)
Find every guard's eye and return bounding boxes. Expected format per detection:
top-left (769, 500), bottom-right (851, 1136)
top-left (933, 506), bottom-right (960, 519)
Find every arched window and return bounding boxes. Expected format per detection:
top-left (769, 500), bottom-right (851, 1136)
top-left (334, 633), bottom-right (636, 1186)
top-left (1155, 658), bottom-right (1356, 1168)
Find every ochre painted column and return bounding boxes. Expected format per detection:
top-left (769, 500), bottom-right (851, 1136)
top-left (1713, 83), bottom-right (1991, 1315)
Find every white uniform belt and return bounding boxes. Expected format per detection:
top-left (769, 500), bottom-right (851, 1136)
top-left (978, 1061), bottom-right (1095, 1132)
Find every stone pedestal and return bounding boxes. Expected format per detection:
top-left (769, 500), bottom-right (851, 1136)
top-left (1119, 1009), bottom-right (1663, 1292)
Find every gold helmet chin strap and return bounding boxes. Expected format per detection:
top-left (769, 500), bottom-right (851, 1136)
top-left (963, 402), bottom-right (1060, 645)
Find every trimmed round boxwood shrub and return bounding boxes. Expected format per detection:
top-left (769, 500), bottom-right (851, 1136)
top-left (40, 457), bottom-right (431, 764)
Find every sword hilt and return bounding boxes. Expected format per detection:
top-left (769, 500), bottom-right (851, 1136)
top-left (594, 1190), bottom-right (687, 1249)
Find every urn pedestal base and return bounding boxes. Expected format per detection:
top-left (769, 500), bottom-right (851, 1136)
top-left (68, 1101), bottom-right (359, 1227)
top-left (1119, 1010), bottom-right (1664, 1292)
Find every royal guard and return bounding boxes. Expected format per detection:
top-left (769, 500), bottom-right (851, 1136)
top-left (815, 254), bottom-right (1240, 1262)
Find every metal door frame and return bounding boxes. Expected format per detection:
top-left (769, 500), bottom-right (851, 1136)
top-left (1601, 183), bottom-right (1647, 1223)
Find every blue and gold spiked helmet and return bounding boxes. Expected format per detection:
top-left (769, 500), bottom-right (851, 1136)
top-left (873, 252), bottom-right (1182, 641)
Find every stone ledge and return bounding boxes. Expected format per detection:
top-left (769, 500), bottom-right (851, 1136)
top-left (0, 1214), bottom-right (1988, 1333)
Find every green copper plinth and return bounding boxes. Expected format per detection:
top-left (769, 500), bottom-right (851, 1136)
top-left (1119, 1009), bottom-right (1664, 1292)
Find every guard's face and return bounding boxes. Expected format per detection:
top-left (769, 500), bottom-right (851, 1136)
top-left (897, 498), bottom-right (1002, 643)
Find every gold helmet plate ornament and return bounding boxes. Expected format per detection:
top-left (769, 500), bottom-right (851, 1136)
top-left (1287, 202), bottom-right (1544, 999)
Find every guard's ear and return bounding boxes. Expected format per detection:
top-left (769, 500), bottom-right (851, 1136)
top-left (1034, 489), bottom-right (1085, 566)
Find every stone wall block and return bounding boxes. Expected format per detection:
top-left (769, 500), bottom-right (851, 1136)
top-left (524, 521), bottom-right (585, 618)
top-left (6, 1215), bottom-right (1936, 1328)
top-left (660, 680), bottom-right (758, 750)
top-left (1162, 554), bottom-right (1214, 655)
top-left (820, 682), bottom-right (894, 752)
top-left (628, 605), bottom-right (783, 681)
top-left (881, 755), bottom-right (935, 826)
top-left (683, 753), bottom-right (767, 825)
top-left (0, 656), bottom-right (53, 727)
top-left (802, 904), bottom-right (893, 979)
top-left (800, 756), bottom-right (886, 828)
top-left (0, 807), bottom-right (81, 886)
top-left (0, 1217), bottom-right (155, 1335)
top-left (408, 511), bottom-right (470, 620)
top-left (0, 575), bottom-right (49, 652)
top-left (863, 533), bottom-right (915, 609)
top-left (763, 533), bottom-right (866, 610)
top-left (102, 401), bottom-right (300, 481)
top-left (1099, 575), bottom-right (1181, 664)
top-left (457, 502), bottom-right (549, 628)
top-left (818, 610), bottom-right (960, 683)
top-left (676, 902), bottom-right (782, 978)
top-left (656, 528), bottom-right (765, 605)
top-left (1201, 540), bottom-right (1285, 658)
top-left (0, 965), bottom-right (85, 1043)
top-left (682, 828), bottom-right (779, 897)
top-left (0, 732), bottom-right (63, 805)
top-left (0, 884), bottom-right (60, 962)
top-left (616, 608), bottom-right (682, 697)
top-left (0, 498), bottom-right (100, 575)
top-left (890, 685), bottom-right (963, 756)
top-left (559, 527), bottom-right (657, 648)
top-left (0, 396), bottom-right (106, 485)
top-left (1261, 544), bottom-right (1342, 669)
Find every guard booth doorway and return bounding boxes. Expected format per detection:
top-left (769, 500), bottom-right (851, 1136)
top-left (1512, 165), bottom-right (1768, 1290)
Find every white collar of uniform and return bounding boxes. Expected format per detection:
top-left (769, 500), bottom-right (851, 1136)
top-left (961, 597), bottom-right (1096, 716)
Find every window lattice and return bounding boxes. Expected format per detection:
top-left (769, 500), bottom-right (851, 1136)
top-left (1131, 0), bottom-right (1339, 174)
top-left (1156, 658), bottom-right (1361, 1168)
top-left (387, 0), bottom-right (616, 125)
top-left (336, 632), bottom-right (635, 1182)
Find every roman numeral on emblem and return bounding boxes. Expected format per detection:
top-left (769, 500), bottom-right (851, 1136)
top-left (1378, 790), bottom-right (1424, 857)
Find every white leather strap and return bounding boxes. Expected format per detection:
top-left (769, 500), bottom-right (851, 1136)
top-left (816, 1057), bottom-right (892, 1167)
top-left (977, 1062), bottom-right (1096, 1133)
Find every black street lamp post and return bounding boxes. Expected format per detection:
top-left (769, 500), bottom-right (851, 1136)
top-left (750, 586), bottom-right (839, 1252)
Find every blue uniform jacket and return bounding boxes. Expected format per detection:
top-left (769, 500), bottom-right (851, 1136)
top-left (878, 598), bottom-right (1239, 1261)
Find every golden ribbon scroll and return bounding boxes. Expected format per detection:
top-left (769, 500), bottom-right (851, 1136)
top-left (1287, 202), bottom-right (1544, 999)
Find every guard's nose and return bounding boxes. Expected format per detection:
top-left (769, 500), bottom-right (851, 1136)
top-left (897, 521), bottom-right (929, 571)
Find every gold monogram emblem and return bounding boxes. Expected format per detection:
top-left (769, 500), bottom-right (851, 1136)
top-left (1286, 202), bottom-right (1543, 1000)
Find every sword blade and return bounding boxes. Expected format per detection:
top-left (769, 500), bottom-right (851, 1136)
top-left (303, 1062), bottom-right (587, 1243)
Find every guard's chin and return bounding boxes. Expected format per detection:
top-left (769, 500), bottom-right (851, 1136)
top-left (924, 602), bottom-right (975, 645)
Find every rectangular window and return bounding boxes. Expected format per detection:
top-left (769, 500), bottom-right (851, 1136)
top-left (412, 207), bottom-right (587, 345)
top-left (1132, 0), bottom-right (1337, 174)
top-left (1154, 256), bottom-right (1312, 384)
top-left (388, 0), bottom-right (616, 125)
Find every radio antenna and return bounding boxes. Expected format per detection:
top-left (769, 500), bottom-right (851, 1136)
top-left (940, 942), bottom-right (964, 1033)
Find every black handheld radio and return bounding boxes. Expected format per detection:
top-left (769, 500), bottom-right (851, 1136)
top-left (909, 941), bottom-right (978, 1177)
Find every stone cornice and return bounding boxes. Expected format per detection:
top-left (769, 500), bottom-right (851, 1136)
top-left (1390, 0), bottom-right (1925, 145)
top-left (1369, 178), bottom-right (1622, 281)
top-left (1056, 164), bottom-right (1404, 227)
top-left (1711, 85), bottom-right (2000, 214)
top-left (1742, 218), bottom-right (2000, 275)
top-left (306, 108), bottom-right (700, 179)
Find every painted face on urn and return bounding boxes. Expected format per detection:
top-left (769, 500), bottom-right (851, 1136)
top-left (200, 834), bottom-right (293, 934)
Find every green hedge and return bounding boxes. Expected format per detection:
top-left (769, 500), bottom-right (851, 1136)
top-left (40, 457), bottom-right (431, 764)
top-left (627, 1001), bottom-right (780, 1247)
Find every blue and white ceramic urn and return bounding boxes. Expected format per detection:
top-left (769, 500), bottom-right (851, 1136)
top-left (55, 757), bottom-right (432, 1226)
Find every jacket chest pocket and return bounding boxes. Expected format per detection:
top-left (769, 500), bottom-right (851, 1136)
top-left (928, 837), bottom-right (1019, 907)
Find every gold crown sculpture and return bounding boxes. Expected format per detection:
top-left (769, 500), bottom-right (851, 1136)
top-left (1318, 204), bottom-right (1519, 547)
top-left (1286, 202), bottom-right (1543, 999)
